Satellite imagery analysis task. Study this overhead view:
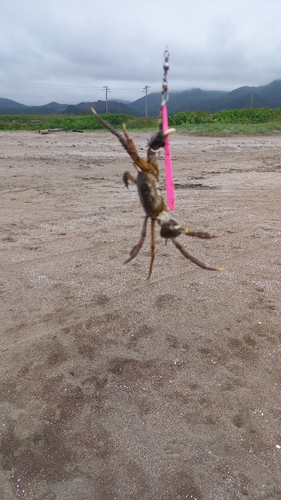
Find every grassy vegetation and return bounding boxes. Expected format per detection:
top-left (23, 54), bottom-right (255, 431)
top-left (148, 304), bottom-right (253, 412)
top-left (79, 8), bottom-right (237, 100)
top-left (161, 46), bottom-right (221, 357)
top-left (168, 108), bottom-right (281, 134)
top-left (177, 121), bottom-right (281, 136)
top-left (1, 108), bottom-right (281, 135)
top-left (0, 113), bottom-right (131, 131)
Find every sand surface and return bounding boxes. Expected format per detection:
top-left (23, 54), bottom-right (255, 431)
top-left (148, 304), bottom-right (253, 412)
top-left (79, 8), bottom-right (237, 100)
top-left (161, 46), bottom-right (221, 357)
top-left (0, 129), bottom-right (280, 499)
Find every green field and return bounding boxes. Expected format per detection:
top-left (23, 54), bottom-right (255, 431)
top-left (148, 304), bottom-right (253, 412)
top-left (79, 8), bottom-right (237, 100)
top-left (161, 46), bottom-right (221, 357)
top-left (1, 108), bottom-right (281, 135)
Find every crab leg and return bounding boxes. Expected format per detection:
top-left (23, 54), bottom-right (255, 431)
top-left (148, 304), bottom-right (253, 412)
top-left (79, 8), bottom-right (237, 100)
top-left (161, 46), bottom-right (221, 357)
top-left (91, 107), bottom-right (128, 150)
top-left (123, 171), bottom-right (137, 188)
top-left (171, 238), bottom-right (223, 271)
top-left (124, 216), bottom-right (149, 265)
top-left (148, 219), bottom-right (156, 279)
top-left (183, 228), bottom-right (223, 239)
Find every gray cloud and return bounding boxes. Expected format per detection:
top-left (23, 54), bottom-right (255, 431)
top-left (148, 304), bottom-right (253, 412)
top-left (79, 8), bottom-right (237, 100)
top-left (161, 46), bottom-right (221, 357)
top-left (1, 0), bottom-right (281, 105)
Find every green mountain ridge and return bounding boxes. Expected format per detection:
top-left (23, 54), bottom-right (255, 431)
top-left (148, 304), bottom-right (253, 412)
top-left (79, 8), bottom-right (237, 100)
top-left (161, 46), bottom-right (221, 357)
top-left (1, 80), bottom-right (281, 115)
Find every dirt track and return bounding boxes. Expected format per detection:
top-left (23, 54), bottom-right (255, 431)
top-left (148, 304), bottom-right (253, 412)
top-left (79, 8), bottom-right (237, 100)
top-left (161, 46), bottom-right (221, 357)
top-left (0, 130), bottom-right (281, 499)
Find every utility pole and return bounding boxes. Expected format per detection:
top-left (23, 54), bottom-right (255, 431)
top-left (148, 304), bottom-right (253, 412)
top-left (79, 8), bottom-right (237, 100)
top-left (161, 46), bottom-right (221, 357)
top-left (103, 86), bottom-right (110, 113)
top-left (251, 93), bottom-right (254, 108)
top-left (143, 85), bottom-right (150, 117)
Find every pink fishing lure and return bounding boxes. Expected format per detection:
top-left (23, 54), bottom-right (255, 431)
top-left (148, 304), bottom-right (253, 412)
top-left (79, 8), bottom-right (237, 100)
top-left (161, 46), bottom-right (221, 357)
top-left (162, 103), bottom-right (175, 211)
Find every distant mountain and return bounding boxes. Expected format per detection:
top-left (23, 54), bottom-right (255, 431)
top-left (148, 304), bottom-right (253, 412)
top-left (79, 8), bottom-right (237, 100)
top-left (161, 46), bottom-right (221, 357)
top-left (213, 80), bottom-right (281, 111)
top-left (75, 100), bottom-right (140, 116)
top-left (27, 102), bottom-right (68, 113)
top-left (0, 97), bottom-right (28, 111)
top-left (130, 89), bottom-right (228, 116)
top-left (63, 104), bottom-right (87, 115)
top-left (0, 99), bottom-right (68, 115)
top-left (129, 80), bottom-right (281, 115)
top-left (0, 98), bottom-right (140, 116)
top-left (110, 99), bottom-right (131, 104)
top-left (1, 80), bottom-right (281, 115)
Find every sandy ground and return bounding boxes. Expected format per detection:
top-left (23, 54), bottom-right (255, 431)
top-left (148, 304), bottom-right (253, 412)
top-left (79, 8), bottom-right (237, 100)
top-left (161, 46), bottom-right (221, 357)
top-left (0, 129), bottom-right (280, 500)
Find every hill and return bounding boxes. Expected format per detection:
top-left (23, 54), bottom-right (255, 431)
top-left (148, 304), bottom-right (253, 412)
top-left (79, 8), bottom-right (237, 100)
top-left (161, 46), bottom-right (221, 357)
top-left (0, 97), bottom-right (28, 112)
top-left (1, 80), bottom-right (281, 116)
top-left (74, 100), bottom-right (140, 116)
top-left (129, 80), bottom-right (281, 115)
top-left (0, 98), bottom-right (140, 116)
top-left (0, 99), bottom-right (68, 115)
top-left (130, 89), bottom-right (228, 116)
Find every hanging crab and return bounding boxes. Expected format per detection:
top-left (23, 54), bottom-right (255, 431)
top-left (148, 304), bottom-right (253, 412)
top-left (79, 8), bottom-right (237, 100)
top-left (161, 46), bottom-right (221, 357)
top-left (92, 108), bottom-right (223, 279)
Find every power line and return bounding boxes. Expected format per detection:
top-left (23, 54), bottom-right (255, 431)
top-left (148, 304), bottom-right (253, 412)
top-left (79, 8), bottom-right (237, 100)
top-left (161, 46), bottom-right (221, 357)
top-left (0, 79), bottom-right (156, 92)
top-left (0, 79), bottom-right (102, 90)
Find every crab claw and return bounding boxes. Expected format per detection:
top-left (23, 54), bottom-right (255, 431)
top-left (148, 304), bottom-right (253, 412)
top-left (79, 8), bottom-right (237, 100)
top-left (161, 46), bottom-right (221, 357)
top-left (148, 127), bottom-right (176, 151)
top-left (164, 128), bottom-right (177, 137)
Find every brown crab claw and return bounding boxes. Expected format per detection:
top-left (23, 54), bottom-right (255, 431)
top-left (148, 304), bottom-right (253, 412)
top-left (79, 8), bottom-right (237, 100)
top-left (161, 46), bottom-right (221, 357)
top-left (148, 127), bottom-right (176, 151)
top-left (163, 128), bottom-right (176, 137)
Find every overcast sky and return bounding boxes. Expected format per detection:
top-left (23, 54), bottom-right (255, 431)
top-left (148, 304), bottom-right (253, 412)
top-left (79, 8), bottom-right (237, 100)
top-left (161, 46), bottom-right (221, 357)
top-left (1, 0), bottom-right (281, 105)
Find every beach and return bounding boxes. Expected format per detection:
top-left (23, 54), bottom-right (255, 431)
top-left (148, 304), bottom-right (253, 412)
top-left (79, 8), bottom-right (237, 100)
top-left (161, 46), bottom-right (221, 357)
top-left (0, 129), bottom-right (280, 499)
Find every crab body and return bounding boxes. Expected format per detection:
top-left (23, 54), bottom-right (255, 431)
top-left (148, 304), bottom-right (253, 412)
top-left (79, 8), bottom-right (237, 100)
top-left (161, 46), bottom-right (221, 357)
top-left (137, 171), bottom-right (166, 219)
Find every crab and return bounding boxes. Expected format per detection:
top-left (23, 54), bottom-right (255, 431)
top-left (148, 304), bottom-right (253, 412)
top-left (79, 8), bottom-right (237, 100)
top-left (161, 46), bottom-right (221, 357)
top-left (92, 108), bottom-right (223, 278)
